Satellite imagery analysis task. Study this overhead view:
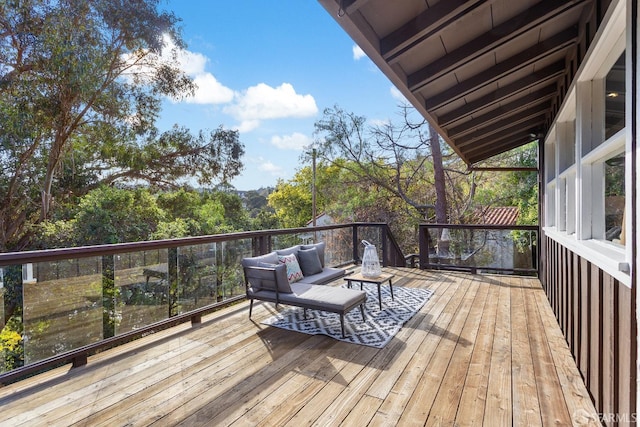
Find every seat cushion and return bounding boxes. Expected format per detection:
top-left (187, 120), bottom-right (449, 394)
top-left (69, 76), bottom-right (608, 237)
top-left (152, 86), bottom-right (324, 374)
top-left (282, 283), bottom-right (366, 313)
top-left (297, 267), bottom-right (345, 285)
top-left (241, 252), bottom-right (279, 268)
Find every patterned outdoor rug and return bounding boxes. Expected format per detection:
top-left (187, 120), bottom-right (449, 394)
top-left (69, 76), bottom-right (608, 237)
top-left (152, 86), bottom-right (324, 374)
top-left (261, 284), bottom-right (434, 348)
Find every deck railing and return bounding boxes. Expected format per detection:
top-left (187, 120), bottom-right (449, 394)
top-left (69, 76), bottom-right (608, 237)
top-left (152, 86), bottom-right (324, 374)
top-left (418, 223), bottom-right (539, 275)
top-left (0, 222), bottom-right (403, 384)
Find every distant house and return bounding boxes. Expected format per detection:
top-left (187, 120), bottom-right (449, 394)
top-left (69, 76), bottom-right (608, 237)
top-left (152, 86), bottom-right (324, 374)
top-left (305, 212), bottom-right (334, 227)
top-left (473, 207), bottom-right (529, 271)
top-left (300, 213), bottom-right (335, 245)
top-left (475, 206), bottom-right (519, 226)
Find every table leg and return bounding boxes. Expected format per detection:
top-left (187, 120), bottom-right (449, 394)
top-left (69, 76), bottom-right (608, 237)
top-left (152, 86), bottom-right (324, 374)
top-left (389, 278), bottom-right (394, 300)
top-left (377, 283), bottom-right (382, 310)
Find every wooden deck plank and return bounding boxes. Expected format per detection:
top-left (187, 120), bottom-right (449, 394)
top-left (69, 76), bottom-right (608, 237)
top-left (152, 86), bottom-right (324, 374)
top-left (483, 276), bottom-right (513, 426)
top-left (454, 277), bottom-right (499, 426)
top-left (511, 276), bottom-right (543, 426)
top-left (532, 278), bottom-right (601, 425)
top-left (396, 275), bottom-right (480, 425)
top-left (524, 274), bottom-right (575, 426)
top-left (227, 340), bottom-right (379, 426)
top-left (53, 308), bottom-right (279, 426)
top-left (425, 276), bottom-right (490, 426)
top-left (0, 269), bottom-right (599, 427)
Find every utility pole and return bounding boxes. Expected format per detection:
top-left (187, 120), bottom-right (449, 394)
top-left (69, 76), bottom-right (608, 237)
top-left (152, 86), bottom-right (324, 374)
top-left (312, 148), bottom-right (317, 227)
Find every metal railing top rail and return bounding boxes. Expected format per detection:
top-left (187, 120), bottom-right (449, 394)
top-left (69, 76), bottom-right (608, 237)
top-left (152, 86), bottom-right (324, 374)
top-left (0, 223), bottom-right (389, 266)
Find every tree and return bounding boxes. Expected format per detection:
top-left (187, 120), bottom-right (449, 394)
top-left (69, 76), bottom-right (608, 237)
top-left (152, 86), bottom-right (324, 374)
top-left (312, 104), bottom-right (459, 223)
top-left (0, 0), bottom-right (244, 251)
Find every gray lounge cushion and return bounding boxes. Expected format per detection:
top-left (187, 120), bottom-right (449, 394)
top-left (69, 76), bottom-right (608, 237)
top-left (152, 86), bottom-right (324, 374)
top-left (301, 242), bottom-right (326, 267)
top-left (297, 267), bottom-right (345, 285)
top-left (241, 252), bottom-right (279, 268)
top-left (297, 247), bottom-right (323, 276)
top-left (282, 283), bottom-right (365, 313)
top-left (244, 263), bottom-right (292, 293)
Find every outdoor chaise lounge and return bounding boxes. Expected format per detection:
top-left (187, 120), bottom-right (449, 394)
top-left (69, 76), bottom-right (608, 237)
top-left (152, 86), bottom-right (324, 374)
top-left (242, 242), bottom-right (366, 337)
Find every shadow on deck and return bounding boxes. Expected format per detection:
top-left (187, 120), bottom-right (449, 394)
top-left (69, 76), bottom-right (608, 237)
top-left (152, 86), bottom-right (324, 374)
top-left (0, 268), bottom-right (600, 426)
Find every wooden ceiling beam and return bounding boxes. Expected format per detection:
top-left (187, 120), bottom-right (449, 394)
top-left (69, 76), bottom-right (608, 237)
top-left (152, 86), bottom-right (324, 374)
top-left (382, 0), bottom-right (487, 63)
top-left (457, 115), bottom-right (547, 150)
top-left (448, 85), bottom-right (557, 138)
top-left (454, 103), bottom-right (550, 145)
top-left (467, 135), bottom-right (536, 164)
top-left (437, 60), bottom-right (564, 126)
top-left (339, 0), bottom-right (373, 16)
top-left (425, 27), bottom-right (577, 110)
top-left (407, 0), bottom-right (586, 92)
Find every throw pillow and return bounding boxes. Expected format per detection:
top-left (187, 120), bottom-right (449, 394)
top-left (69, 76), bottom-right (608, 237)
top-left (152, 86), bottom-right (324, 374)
top-left (297, 247), bottom-right (323, 276)
top-left (278, 253), bottom-right (304, 283)
top-left (301, 242), bottom-right (325, 267)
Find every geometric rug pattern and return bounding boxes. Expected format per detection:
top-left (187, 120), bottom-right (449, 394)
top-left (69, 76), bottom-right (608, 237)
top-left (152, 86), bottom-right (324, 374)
top-left (262, 284), bottom-right (434, 348)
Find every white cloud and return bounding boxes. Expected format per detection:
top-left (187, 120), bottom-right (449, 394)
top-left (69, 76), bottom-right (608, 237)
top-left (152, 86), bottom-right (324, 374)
top-left (172, 46), bottom-right (208, 76)
top-left (223, 83), bottom-right (318, 132)
top-left (165, 37), bottom-right (234, 105)
top-left (122, 35), bottom-right (234, 105)
top-left (353, 45), bottom-right (366, 60)
top-left (189, 73), bottom-right (234, 104)
top-left (271, 132), bottom-right (312, 150)
top-left (258, 160), bottom-right (285, 176)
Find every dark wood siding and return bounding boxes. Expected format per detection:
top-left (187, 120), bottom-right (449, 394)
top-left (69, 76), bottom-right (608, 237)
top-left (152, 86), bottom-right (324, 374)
top-left (544, 237), bottom-right (636, 425)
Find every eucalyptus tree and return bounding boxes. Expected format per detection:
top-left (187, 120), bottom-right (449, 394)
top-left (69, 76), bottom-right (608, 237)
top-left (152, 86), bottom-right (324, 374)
top-left (0, 0), bottom-right (244, 250)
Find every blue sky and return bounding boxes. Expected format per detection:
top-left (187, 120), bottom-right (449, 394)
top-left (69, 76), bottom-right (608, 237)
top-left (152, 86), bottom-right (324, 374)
top-left (156, 0), bottom-right (405, 190)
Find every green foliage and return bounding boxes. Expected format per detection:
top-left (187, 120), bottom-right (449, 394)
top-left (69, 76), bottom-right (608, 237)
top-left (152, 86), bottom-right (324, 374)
top-left (0, 0), bottom-right (244, 250)
top-left (73, 187), bottom-right (166, 245)
top-left (268, 177), bottom-right (313, 228)
top-left (0, 314), bottom-right (24, 372)
top-left (472, 143), bottom-right (539, 225)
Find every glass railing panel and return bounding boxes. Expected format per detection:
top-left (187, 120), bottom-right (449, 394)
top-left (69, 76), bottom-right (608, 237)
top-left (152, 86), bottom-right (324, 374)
top-left (316, 227), bottom-right (354, 266)
top-left (423, 226), bottom-right (538, 273)
top-left (218, 239), bottom-right (251, 300)
top-left (271, 233), bottom-right (304, 250)
top-left (177, 239), bottom-right (251, 313)
top-left (22, 257), bottom-right (103, 366)
top-left (177, 243), bottom-right (216, 313)
top-left (114, 249), bottom-right (169, 334)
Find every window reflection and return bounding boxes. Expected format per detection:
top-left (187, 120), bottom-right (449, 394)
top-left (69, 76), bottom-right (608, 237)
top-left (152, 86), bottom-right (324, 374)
top-left (605, 52), bottom-right (625, 140)
top-left (604, 154), bottom-right (625, 243)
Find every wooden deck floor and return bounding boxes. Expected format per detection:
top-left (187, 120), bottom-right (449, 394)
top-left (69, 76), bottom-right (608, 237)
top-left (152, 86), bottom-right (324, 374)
top-left (0, 269), bottom-right (600, 426)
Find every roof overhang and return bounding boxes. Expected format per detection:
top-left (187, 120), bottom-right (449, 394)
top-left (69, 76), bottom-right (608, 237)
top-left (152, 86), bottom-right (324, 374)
top-left (318, 0), bottom-right (600, 165)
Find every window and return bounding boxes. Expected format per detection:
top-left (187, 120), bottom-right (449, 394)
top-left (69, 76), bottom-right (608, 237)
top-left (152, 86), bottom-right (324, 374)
top-left (604, 154), bottom-right (625, 243)
top-left (605, 53), bottom-right (625, 139)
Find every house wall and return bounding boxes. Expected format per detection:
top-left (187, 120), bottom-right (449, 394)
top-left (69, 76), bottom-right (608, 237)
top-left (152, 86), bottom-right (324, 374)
top-left (544, 237), bottom-right (636, 422)
top-left (540, 0), bottom-right (638, 423)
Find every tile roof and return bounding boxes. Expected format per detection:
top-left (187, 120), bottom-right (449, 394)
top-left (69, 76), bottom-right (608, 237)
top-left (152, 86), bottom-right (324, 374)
top-left (476, 206), bottom-right (519, 225)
